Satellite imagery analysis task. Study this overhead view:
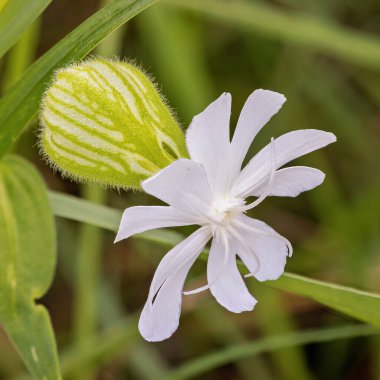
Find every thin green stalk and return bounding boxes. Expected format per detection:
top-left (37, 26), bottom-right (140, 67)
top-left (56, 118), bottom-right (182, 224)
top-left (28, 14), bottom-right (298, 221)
top-left (95, 0), bottom-right (126, 57)
top-left (12, 314), bottom-right (377, 380)
top-left (44, 322), bottom-right (376, 380)
top-left (138, 5), bottom-right (214, 122)
top-left (0, 0), bottom-right (50, 59)
top-left (72, 185), bottom-right (106, 380)
top-left (127, 345), bottom-right (170, 380)
top-left (2, 17), bottom-right (40, 92)
top-left (72, 4), bottom-right (123, 378)
top-left (164, 0), bottom-right (380, 71)
top-left (60, 325), bottom-right (376, 380)
top-left (196, 306), bottom-right (273, 380)
top-left (254, 285), bottom-right (313, 380)
top-left (163, 325), bottom-right (377, 380)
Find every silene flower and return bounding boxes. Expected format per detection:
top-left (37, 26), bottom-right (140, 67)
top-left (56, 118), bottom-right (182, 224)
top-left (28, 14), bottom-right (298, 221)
top-left (115, 89), bottom-right (336, 342)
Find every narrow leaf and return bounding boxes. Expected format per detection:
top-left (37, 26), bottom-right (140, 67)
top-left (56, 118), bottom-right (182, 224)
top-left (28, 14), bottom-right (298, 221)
top-left (0, 0), bottom-right (158, 158)
top-left (49, 191), bottom-right (122, 231)
top-left (0, 156), bottom-right (60, 379)
top-left (0, 0), bottom-right (50, 59)
top-left (164, 324), bottom-right (377, 380)
top-left (49, 191), bottom-right (380, 329)
top-left (270, 273), bottom-right (380, 328)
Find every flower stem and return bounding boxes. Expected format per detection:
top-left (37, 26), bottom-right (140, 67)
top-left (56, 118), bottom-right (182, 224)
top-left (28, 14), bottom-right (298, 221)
top-left (72, 184), bottom-right (106, 380)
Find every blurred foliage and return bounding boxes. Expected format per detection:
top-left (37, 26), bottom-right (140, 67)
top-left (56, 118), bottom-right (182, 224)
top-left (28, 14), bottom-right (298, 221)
top-left (1, 0), bottom-right (380, 379)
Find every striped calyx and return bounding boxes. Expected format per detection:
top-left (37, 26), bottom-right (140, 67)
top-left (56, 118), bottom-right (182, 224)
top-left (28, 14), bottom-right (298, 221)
top-left (39, 59), bottom-right (188, 189)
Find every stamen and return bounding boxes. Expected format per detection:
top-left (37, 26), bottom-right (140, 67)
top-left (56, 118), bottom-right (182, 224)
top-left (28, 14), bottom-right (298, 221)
top-left (183, 229), bottom-right (230, 296)
top-left (183, 283), bottom-right (209, 295)
top-left (229, 226), bottom-right (261, 275)
top-left (234, 219), bottom-right (293, 257)
top-left (241, 137), bottom-right (276, 212)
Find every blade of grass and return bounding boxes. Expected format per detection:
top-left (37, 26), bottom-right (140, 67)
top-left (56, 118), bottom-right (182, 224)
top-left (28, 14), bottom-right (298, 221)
top-left (1, 17), bottom-right (41, 93)
top-left (71, 1), bottom-right (126, 376)
top-left (48, 191), bottom-right (380, 329)
top-left (163, 324), bottom-right (377, 380)
top-left (127, 345), bottom-right (169, 380)
top-left (138, 4), bottom-right (215, 123)
top-left (164, 0), bottom-right (380, 72)
top-left (195, 306), bottom-right (273, 380)
top-left (0, 0), bottom-right (158, 158)
top-left (254, 286), bottom-right (313, 380)
top-left (72, 185), bottom-right (106, 380)
top-left (13, 319), bottom-right (377, 380)
top-left (49, 191), bottom-right (122, 231)
top-left (0, 0), bottom-right (50, 59)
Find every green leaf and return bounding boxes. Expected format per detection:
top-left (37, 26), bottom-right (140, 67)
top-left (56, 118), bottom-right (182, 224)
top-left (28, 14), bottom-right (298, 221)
top-left (49, 191), bottom-right (122, 231)
top-left (0, 156), bottom-right (60, 380)
top-left (164, 0), bottom-right (380, 72)
top-left (40, 59), bottom-right (187, 189)
top-left (0, 0), bottom-right (158, 159)
top-left (49, 191), bottom-right (380, 329)
top-left (0, 0), bottom-right (51, 59)
top-left (269, 273), bottom-right (380, 328)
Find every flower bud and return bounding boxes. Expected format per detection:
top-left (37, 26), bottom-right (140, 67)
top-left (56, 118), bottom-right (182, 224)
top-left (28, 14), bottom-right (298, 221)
top-left (39, 58), bottom-right (188, 189)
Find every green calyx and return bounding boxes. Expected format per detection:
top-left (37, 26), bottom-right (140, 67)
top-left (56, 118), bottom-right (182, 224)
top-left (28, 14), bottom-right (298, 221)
top-left (39, 58), bottom-right (188, 189)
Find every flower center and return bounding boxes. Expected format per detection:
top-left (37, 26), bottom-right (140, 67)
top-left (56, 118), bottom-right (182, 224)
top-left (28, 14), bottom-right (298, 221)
top-left (210, 196), bottom-right (245, 227)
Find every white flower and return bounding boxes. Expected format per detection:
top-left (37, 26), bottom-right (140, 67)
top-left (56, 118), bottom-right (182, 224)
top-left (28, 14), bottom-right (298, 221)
top-left (115, 90), bottom-right (336, 342)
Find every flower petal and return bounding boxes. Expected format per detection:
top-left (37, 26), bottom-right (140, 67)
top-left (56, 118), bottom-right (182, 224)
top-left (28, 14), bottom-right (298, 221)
top-left (231, 89), bottom-right (286, 172)
top-left (208, 237), bottom-right (257, 313)
top-left (186, 93), bottom-right (233, 195)
top-left (142, 159), bottom-right (213, 218)
top-left (233, 216), bottom-right (290, 282)
top-left (114, 206), bottom-right (196, 243)
top-left (249, 166), bottom-right (325, 198)
top-left (233, 129), bottom-right (336, 197)
top-left (139, 227), bottom-right (211, 342)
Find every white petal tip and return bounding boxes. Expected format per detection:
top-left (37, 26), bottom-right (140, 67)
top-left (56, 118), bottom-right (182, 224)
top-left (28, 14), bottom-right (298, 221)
top-left (325, 131), bottom-right (337, 143)
top-left (221, 92), bottom-right (232, 100)
top-left (138, 320), bottom-right (177, 342)
top-left (254, 89), bottom-right (286, 103)
top-left (226, 299), bottom-right (258, 314)
top-left (113, 235), bottom-right (124, 244)
top-left (114, 229), bottom-right (131, 243)
top-left (255, 272), bottom-right (285, 282)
